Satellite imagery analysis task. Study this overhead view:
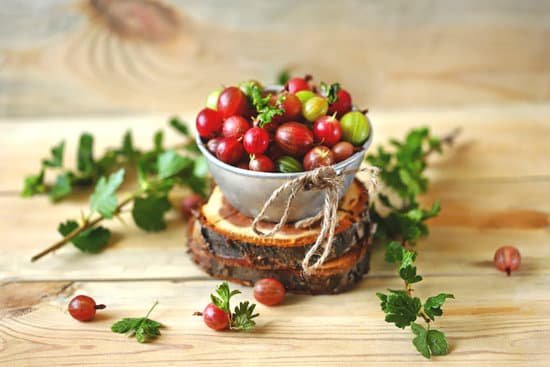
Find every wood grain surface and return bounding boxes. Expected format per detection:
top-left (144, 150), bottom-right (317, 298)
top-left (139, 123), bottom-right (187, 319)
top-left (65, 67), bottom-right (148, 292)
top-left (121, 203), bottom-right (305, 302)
top-left (1, 105), bottom-right (549, 365)
top-left (1, 0), bottom-right (550, 117)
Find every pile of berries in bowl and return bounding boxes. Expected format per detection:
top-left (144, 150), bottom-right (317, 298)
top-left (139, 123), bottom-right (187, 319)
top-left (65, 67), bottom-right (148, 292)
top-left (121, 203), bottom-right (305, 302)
top-left (196, 75), bottom-right (371, 173)
top-left (195, 75), bottom-right (373, 221)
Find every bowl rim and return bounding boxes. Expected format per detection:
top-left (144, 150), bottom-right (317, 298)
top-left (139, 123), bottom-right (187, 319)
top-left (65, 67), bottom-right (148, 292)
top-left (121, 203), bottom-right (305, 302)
top-left (196, 116), bottom-right (373, 179)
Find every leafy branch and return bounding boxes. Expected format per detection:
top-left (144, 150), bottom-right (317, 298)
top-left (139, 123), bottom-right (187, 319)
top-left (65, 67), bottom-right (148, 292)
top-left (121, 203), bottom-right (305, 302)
top-left (26, 118), bottom-right (210, 262)
top-left (367, 127), bottom-right (459, 358)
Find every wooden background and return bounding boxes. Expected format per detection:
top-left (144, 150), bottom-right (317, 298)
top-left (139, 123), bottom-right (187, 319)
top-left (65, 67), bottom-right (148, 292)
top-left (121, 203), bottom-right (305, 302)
top-left (1, 0), bottom-right (550, 366)
top-left (1, 0), bottom-right (550, 117)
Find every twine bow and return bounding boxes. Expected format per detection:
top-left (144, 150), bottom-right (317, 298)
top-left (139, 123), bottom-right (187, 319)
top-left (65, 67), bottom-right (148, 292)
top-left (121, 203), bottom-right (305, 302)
top-left (251, 165), bottom-right (379, 274)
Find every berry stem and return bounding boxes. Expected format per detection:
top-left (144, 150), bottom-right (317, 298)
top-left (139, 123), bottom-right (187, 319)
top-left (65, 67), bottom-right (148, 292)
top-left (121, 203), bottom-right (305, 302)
top-left (30, 193), bottom-right (138, 262)
top-left (144, 300), bottom-right (159, 319)
top-left (95, 304), bottom-right (106, 310)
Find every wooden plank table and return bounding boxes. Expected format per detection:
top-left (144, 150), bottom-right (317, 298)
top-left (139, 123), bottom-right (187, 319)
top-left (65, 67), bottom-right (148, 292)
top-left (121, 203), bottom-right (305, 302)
top-left (1, 105), bottom-right (549, 366)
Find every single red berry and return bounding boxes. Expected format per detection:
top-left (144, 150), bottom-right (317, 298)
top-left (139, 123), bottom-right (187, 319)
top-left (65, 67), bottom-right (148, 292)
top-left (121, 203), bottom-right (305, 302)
top-left (313, 115), bottom-right (342, 147)
top-left (222, 115), bottom-right (250, 139)
top-left (271, 92), bottom-right (302, 124)
top-left (275, 122), bottom-right (314, 156)
top-left (216, 138), bottom-right (244, 165)
top-left (303, 146), bottom-right (335, 171)
top-left (328, 89), bottom-right (352, 117)
top-left (285, 77), bottom-right (311, 94)
top-left (196, 108), bottom-right (223, 139)
top-left (206, 137), bottom-right (223, 154)
top-left (494, 246), bottom-right (521, 276)
top-left (217, 86), bottom-right (249, 119)
top-left (332, 141), bottom-right (355, 162)
top-left (203, 303), bottom-right (230, 331)
top-left (249, 155), bottom-right (275, 172)
top-left (253, 278), bottom-right (285, 306)
top-left (68, 295), bottom-right (105, 322)
top-left (180, 193), bottom-right (203, 219)
top-left (243, 127), bottom-right (270, 155)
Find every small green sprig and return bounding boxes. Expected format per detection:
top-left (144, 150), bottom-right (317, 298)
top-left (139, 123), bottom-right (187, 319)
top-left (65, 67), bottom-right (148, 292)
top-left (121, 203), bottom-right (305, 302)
top-left (244, 84), bottom-right (284, 127)
top-left (28, 118), bottom-right (210, 262)
top-left (111, 301), bottom-right (163, 343)
top-left (211, 282), bottom-right (259, 331)
top-left (319, 82), bottom-right (341, 104)
top-left (367, 127), bottom-right (459, 358)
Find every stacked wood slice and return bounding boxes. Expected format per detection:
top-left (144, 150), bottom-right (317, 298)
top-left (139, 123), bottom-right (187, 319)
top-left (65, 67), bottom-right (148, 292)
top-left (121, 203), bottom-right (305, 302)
top-left (187, 179), bottom-right (374, 294)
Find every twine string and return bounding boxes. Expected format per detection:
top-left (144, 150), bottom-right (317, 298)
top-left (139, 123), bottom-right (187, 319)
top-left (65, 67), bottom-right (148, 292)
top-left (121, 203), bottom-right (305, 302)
top-left (251, 165), bottom-right (378, 273)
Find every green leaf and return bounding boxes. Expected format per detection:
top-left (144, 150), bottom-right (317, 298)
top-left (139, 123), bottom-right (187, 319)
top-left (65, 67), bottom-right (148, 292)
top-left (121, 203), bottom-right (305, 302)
top-left (423, 293), bottom-right (454, 321)
top-left (111, 302), bottom-right (162, 343)
top-left (411, 323), bottom-right (431, 358)
top-left (399, 249), bottom-right (422, 284)
top-left (377, 289), bottom-right (420, 329)
top-left (22, 170), bottom-right (45, 197)
top-left (49, 173), bottom-right (72, 202)
top-left (42, 141), bottom-right (65, 167)
top-left (58, 220), bottom-right (111, 253)
top-left (157, 150), bottom-right (192, 179)
top-left (211, 282), bottom-right (240, 313)
top-left (169, 117), bottom-right (190, 136)
top-left (77, 133), bottom-right (95, 176)
top-left (119, 130), bottom-right (140, 160)
top-left (231, 301), bottom-right (259, 331)
top-left (320, 82), bottom-right (341, 104)
top-left (131, 195), bottom-right (172, 232)
top-left (245, 84), bottom-right (284, 126)
top-left (427, 329), bottom-right (448, 356)
top-left (276, 69), bottom-right (290, 85)
top-left (153, 130), bottom-right (164, 152)
top-left (89, 169), bottom-right (125, 218)
top-left (384, 241), bottom-right (403, 263)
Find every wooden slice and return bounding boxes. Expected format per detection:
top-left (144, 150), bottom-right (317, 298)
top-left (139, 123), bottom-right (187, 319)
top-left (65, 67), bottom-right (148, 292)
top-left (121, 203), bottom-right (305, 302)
top-left (187, 179), bottom-right (374, 294)
top-left (188, 222), bottom-right (372, 294)
top-left (198, 179), bottom-right (371, 268)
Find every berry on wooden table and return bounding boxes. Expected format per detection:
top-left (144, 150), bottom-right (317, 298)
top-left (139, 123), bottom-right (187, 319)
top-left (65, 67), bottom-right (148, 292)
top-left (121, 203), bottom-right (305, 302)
top-left (68, 295), bottom-right (105, 321)
top-left (180, 194), bottom-right (203, 219)
top-left (253, 278), bottom-right (286, 306)
top-left (202, 303), bottom-right (230, 331)
top-left (494, 246), bottom-right (521, 275)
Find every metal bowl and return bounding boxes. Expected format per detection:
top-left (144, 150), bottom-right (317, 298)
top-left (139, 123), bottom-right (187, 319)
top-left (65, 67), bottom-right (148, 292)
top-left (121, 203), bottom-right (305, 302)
top-left (197, 106), bottom-right (373, 222)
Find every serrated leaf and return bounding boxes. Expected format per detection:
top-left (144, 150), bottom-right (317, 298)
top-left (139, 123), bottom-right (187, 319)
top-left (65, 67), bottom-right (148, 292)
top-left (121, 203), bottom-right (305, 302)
top-left (157, 150), bottom-right (192, 179)
top-left (120, 130), bottom-right (140, 160)
top-left (111, 302), bottom-right (162, 343)
top-left (411, 323), bottom-right (430, 358)
top-left (111, 318), bottom-right (144, 334)
top-left (49, 173), bottom-right (72, 202)
top-left (423, 293), bottom-right (454, 321)
top-left (169, 117), bottom-right (190, 136)
top-left (89, 169), bottom-right (125, 218)
top-left (58, 220), bottom-right (111, 253)
top-left (231, 301), bottom-right (259, 331)
top-left (131, 195), bottom-right (172, 232)
top-left (77, 133), bottom-right (95, 176)
top-left (380, 289), bottom-right (421, 329)
top-left (427, 329), bottom-right (448, 356)
top-left (21, 170), bottom-right (45, 197)
top-left (384, 241), bottom-right (403, 263)
top-left (276, 69), bottom-right (290, 85)
top-left (42, 141), bottom-right (65, 168)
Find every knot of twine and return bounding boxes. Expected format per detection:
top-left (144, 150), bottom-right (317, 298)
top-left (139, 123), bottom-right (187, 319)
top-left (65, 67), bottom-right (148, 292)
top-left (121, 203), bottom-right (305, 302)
top-left (251, 165), bottom-right (379, 274)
